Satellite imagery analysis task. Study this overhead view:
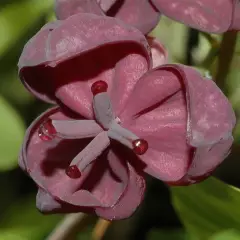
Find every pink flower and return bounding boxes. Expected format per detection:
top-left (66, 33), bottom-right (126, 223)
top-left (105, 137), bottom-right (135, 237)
top-left (18, 14), bottom-right (235, 220)
top-left (55, 0), bottom-right (240, 34)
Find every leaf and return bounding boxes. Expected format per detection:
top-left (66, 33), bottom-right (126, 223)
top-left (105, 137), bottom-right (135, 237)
top-left (0, 195), bottom-right (62, 240)
top-left (209, 229), bottom-right (240, 240)
top-left (0, 0), bottom-right (53, 56)
top-left (171, 177), bottom-right (240, 240)
top-left (0, 70), bottom-right (33, 106)
top-left (77, 226), bottom-right (95, 240)
top-left (148, 229), bottom-right (189, 240)
top-left (0, 95), bottom-right (25, 171)
top-left (0, 232), bottom-right (26, 240)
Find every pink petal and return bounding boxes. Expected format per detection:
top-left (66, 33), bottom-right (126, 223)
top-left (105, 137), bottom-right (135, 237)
top-left (55, 0), bottom-right (104, 20)
top-left (97, 0), bottom-right (117, 12)
top-left (168, 65), bottom-right (236, 184)
top-left (152, 0), bottom-right (233, 33)
top-left (36, 188), bottom-right (66, 212)
top-left (121, 65), bottom-right (235, 182)
top-left (176, 65), bottom-right (236, 146)
top-left (231, 0), bottom-right (240, 30)
top-left (95, 149), bottom-right (146, 220)
top-left (19, 14), bottom-right (150, 118)
top-left (147, 36), bottom-right (168, 68)
top-left (121, 69), bottom-right (190, 181)
top-left (18, 22), bottom-right (61, 104)
top-left (21, 107), bottom-right (127, 209)
top-left (36, 188), bottom-right (93, 214)
top-left (180, 137), bottom-right (233, 185)
top-left (106, 0), bottom-right (160, 34)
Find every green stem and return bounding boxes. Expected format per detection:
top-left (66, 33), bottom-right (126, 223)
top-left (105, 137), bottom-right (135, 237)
top-left (215, 31), bottom-right (238, 94)
top-left (200, 32), bottom-right (219, 69)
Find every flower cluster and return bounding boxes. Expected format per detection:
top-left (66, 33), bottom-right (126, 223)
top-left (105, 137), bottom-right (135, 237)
top-left (18, 1), bottom-right (236, 220)
top-left (55, 0), bottom-right (240, 33)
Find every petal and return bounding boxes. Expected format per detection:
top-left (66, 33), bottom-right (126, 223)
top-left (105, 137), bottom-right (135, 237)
top-left (18, 22), bottom-right (61, 104)
top-left (55, 0), bottom-right (104, 20)
top-left (174, 65), bottom-right (236, 146)
top-left (231, 1), bottom-right (240, 30)
top-left (106, 0), bottom-right (160, 34)
top-left (121, 65), bottom-right (235, 182)
top-left (147, 36), bottom-right (168, 68)
top-left (152, 0), bottom-right (233, 33)
top-left (19, 14), bottom-right (151, 118)
top-left (36, 188), bottom-right (93, 214)
top-left (95, 148), bottom-right (146, 220)
top-left (97, 0), bottom-right (117, 12)
top-left (21, 107), bottom-right (127, 209)
top-left (52, 119), bottom-right (102, 139)
top-left (36, 188), bottom-right (66, 212)
top-left (181, 137), bottom-right (233, 184)
top-left (121, 70), bottom-right (190, 181)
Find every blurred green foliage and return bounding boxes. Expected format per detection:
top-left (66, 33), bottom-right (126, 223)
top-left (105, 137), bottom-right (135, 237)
top-left (209, 229), bottom-right (240, 240)
top-left (0, 195), bottom-right (62, 240)
top-left (0, 0), bottom-right (53, 56)
top-left (171, 177), bottom-right (240, 240)
top-left (0, 95), bottom-right (24, 171)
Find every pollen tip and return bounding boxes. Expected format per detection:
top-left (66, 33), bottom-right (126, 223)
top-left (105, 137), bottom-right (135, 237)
top-left (91, 80), bottom-right (108, 96)
top-left (132, 139), bottom-right (148, 155)
top-left (38, 119), bottom-right (57, 141)
top-left (65, 165), bottom-right (82, 179)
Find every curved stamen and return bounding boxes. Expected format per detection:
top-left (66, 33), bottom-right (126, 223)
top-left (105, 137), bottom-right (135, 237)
top-left (107, 122), bottom-right (148, 155)
top-left (52, 119), bottom-right (102, 139)
top-left (66, 131), bottom-right (110, 178)
top-left (39, 80), bottom-right (149, 179)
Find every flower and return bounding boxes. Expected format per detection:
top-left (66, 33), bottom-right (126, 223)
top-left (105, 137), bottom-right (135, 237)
top-left (18, 14), bottom-right (235, 220)
top-left (55, 0), bottom-right (240, 34)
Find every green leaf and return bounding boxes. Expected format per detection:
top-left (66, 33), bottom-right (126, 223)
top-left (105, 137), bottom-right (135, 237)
top-left (171, 177), bottom-right (240, 240)
top-left (0, 70), bottom-right (33, 106)
top-left (0, 95), bottom-right (25, 171)
top-left (0, 0), bottom-right (53, 56)
top-left (148, 229), bottom-right (189, 240)
top-left (0, 232), bottom-right (26, 240)
top-left (209, 230), bottom-right (240, 240)
top-left (0, 195), bottom-right (62, 240)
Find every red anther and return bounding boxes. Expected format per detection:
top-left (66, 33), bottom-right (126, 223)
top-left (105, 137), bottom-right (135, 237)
top-left (65, 165), bottom-right (81, 179)
top-left (132, 139), bottom-right (148, 155)
top-left (91, 80), bottom-right (108, 96)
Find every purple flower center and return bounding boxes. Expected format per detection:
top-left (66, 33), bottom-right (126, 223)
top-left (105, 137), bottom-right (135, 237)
top-left (38, 81), bottom-right (148, 179)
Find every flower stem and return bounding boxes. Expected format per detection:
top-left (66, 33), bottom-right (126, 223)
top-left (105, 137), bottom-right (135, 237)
top-left (215, 31), bottom-right (238, 93)
top-left (46, 213), bottom-right (86, 240)
top-left (92, 219), bottom-right (111, 240)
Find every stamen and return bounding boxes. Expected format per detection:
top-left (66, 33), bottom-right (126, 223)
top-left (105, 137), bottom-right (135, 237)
top-left (108, 122), bottom-right (149, 155)
top-left (93, 92), bottom-right (114, 130)
top-left (132, 139), bottom-right (148, 155)
top-left (66, 131), bottom-right (110, 178)
top-left (91, 80), bottom-right (108, 96)
top-left (65, 165), bottom-right (82, 178)
top-left (38, 119), bottom-right (57, 141)
top-left (52, 120), bottom-right (102, 139)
